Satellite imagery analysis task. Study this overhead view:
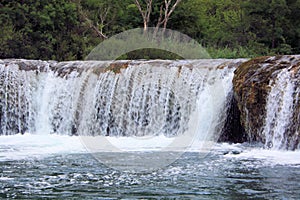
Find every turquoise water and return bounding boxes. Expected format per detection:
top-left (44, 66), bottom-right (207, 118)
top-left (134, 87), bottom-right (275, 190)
top-left (1, 147), bottom-right (299, 199)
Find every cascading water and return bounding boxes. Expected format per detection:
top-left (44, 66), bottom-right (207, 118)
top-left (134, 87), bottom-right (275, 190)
top-left (263, 69), bottom-right (295, 149)
top-left (262, 59), bottom-right (300, 150)
top-left (0, 60), bottom-right (49, 135)
top-left (2, 58), bottom-right (300, 199)
top-left (0, 59), bottom-right (240, 143)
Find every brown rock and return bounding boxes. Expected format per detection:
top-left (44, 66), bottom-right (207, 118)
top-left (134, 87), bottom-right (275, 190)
top-left (233, 55), bottom-right (300, 149)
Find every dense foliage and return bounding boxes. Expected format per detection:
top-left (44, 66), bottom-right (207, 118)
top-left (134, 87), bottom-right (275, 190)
top-left (0, 0), bottom-right (299, 60)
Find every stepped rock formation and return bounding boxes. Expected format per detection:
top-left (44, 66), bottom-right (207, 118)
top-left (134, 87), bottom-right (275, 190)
top-left (233, 55), bottom-right (300, 150)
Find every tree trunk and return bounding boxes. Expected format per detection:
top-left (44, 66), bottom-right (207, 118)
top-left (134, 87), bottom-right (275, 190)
top-left (144, 21), bottom-right (148, 33)
top-left (162, 18), bottom-right (168, 36)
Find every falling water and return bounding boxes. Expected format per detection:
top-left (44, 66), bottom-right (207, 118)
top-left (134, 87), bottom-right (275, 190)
top-left (0, 59), bottom-right (242, 143)
top-left (263, 69), bottom-right (296, 150)
top-left (0, 61), bottom-right (45, 135)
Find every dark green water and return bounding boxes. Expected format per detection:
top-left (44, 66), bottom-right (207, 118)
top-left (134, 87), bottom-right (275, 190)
top-left (1, 151), bottom-right (299, 199)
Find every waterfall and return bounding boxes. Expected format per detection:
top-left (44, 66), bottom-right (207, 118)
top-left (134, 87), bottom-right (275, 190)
top-left (263, 68), bottom-right (297, 150)
top-left (0, 59), bottom-right (240, 140)
top-left (0, 60), bottom-right (49, 135)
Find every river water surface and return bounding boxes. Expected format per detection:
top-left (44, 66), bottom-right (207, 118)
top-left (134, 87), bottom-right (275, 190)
top-left (0, 134), bottom-right (299, 199)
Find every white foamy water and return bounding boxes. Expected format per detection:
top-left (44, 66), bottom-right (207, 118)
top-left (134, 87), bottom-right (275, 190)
top-left (0, 134), bottom-right (212, 161)
top-left (1, 133), bottom-right (300, 168)
top-left (1, 58), bottom-right (299, 167)
top-left (0, 133), bottom-right (86, 161)
top-left (221, 143), bottom-right (300, 166)
top-left (0, 59), bottom-right (246, 162)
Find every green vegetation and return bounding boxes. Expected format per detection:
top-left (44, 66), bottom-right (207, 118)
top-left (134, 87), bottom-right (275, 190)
top-left (0, 0), bottom-right (299, 60)
top-left (117, 49), bottom-right (183, 60)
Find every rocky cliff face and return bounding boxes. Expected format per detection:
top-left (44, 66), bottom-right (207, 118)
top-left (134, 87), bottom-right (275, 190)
top-left (233, 55), bottom-right (300, 149)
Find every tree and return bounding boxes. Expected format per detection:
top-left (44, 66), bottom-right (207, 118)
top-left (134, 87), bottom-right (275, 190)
top-left (243, 0), bottom-right (291, 53)
top-left (1, 0), bottom-right (299, 60)
top-left (155, 0), bottom-right (182, 34)
top-left (134, 0), bottom-right (153, 33)
top-left (0, 0), bottom-right (97, 61)
top-left (284, 0), bottom-right (300, 53)
top-left (134, 0), bottom-right (181, 35)
top-left (194, 0), bottom-right (246, 48)
top-left (75, 0), bottom-right (108, 39)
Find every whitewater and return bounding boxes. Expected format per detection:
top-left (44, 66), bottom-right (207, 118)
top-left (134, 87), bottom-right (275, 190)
top-left (1, 59), bottom-right (300, 199)
top-left (1, 133), bottom-right (300, 165)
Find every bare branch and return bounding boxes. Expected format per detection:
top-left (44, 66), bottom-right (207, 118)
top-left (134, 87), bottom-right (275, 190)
top-left (135, 0), bottom-right (180, 34)
top-left (76, 1), bottom-right (108, 39)
top-left (134, 0), bottom-right (153, 32)
top-left (146, 0), bottom-right (152, 24)
top-left (167, 0), bottom-right (181, 19)
top-left (134, 0), bottom-right (146, 19)
top-left (155, 0), bottom-right (182, 30)
top-left (99, 7), bottom-right (110, 24)
top-left (157, 4), bottom-right (164, 26)
top-left (91, 23), bottom-right (108, 39)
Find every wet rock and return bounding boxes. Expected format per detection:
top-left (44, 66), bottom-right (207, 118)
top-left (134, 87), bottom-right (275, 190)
top-left (219, 92), bottom-right (247, 143)
top-left (231, 150), bottom-right (241, 155)
top-left (105, 62), bottom-right (130, 73)
top-left (0, 59), bottom-right (54, 72)
top-left (233, 55), bottom-right (300, 149)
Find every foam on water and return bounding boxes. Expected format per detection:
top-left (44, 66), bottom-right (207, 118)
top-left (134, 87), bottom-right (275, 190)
top-left (221, 143), bottom-right (300, 166)
top-left (1, 58), bottom-right (299, 168)
top-left (1, 133), bottom-right (300, 168)
top-left (0, 133), bottom-right (215, 160)
top-left (0, 133), bottom-right (86, 161)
